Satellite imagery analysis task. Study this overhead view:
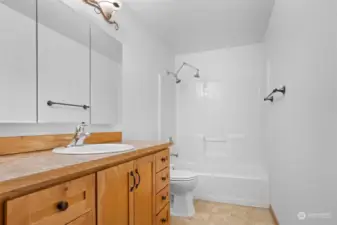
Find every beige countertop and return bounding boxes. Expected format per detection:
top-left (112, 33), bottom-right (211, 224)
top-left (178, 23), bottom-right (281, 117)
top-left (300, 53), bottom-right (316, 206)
top-left (0, 140), bottom-right (170, 195)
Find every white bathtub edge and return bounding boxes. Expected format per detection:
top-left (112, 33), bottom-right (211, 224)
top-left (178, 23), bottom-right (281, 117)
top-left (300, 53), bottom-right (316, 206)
top-left (194, 195), bottom-right (270, 209)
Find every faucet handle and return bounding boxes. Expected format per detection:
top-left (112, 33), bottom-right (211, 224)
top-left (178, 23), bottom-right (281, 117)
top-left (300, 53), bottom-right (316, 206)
top-left (76, 122), bottom-right (88, 133)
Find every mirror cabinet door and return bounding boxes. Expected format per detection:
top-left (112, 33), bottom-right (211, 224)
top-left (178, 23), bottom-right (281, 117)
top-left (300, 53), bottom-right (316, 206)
top-left (90, 24), bottom-right (122, 125)
top-left (0, 0), bottom-right (37, 123)
top-left (37, 0), bottom-right (90, 123)
top-left (0, 0), bottom-right (123, 124)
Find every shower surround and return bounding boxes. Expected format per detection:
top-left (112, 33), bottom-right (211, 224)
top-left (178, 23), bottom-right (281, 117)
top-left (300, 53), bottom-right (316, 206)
top-left (174, 43), bottom-right (269, 208)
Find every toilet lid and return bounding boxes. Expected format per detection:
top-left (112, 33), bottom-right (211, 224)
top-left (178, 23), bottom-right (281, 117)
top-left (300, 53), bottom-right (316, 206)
top-left (171, 170), bottom-right (197, 181)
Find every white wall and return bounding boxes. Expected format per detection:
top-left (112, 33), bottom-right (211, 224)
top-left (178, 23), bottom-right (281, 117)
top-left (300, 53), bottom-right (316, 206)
top-left (174, 44), bottom-right (269, 207)
top-left (265, 0), bottom-right (337, 224)
top-left (0, 1), bottom-right (176, 140)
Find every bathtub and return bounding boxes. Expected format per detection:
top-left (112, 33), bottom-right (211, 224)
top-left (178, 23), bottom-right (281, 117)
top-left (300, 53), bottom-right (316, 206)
top-left (173, 162), bottom-right (269, 208)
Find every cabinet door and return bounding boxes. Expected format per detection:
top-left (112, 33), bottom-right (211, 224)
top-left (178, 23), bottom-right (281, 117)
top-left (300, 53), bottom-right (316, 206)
top-left (134, 155), bottom-right (155, 225)
top-left (0, 1), bottom-right (36, 123)
top-left (37, 0), bottom-right (90, 123)
top-left (97, 161), bottom-right (135, 225)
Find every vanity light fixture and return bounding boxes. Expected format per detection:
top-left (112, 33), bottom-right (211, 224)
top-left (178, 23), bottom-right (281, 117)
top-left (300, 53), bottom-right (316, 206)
top-left (83, 0), bottom-right (122, 30)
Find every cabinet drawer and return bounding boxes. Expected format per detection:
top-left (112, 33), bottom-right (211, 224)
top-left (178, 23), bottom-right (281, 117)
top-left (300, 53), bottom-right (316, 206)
top-left (156, 204), bottom-right (170, 225)
top-left (155, 149), bottom-right (169, 172)
top-left (156, 168), bottom-right (169, 193)
top-left (67, 212), bottom-right (94, 225)
top-left (5, 174), bottom-right (95, 225)
top-left (156, 186), bottom-right (170, 215)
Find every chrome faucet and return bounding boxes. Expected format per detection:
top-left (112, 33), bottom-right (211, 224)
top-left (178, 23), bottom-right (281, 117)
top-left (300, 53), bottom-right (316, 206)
top-left (68, 122), bottom-right (91, 147)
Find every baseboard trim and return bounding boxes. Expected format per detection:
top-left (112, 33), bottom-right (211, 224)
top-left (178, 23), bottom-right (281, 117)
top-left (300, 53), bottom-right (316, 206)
top-left (269, 205), bottom-right (279, 225)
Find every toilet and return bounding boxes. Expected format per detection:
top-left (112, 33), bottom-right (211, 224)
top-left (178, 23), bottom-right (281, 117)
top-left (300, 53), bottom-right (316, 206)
top-left (170, 167), bottom-right (198, 217)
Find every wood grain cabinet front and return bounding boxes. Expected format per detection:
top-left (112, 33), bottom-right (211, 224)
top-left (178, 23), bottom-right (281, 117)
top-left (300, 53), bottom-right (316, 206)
top-left (66, 212), bottom-right (94, 225)
top-left (2, 149), bottom-right (170, 225)
top-left (134, 155), bottom-right (155, 225)
top-left (156, 186), bottom-right (170, 215)
top-left (97, 161), bottom-right (135, 225)
top-left (155, 150), bottom-right (169, 173)
top-left (156, 205), bottom-right (170, 225)
top-left (156, 168), bottom-right (170, 193)
top-left (97, 155), bottom-right (156, 225)
top-left (5, 175), bottom-right (96, 225)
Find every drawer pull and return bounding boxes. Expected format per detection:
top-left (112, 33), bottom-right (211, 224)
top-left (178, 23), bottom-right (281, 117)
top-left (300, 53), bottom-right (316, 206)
top-left (135, 169), bottom-right (141, 189)
top-left (161, 218), bottom-right (167, 223)
top-left (161, 196), bottom-right (167, 201)
top-left (56, 201), bottom-right (69, 211)
top-left (130, 171), bottom-right (136, 192)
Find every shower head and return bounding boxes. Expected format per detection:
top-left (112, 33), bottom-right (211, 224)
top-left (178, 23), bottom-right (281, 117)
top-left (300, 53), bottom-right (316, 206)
top-left (194, 70), bottom-right (200, 78)
top-left (166, 70), bottom-right (182, 84)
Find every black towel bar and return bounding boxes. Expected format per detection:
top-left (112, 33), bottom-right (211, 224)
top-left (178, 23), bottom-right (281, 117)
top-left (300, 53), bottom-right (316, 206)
top-left (47, 100), bottom-right (90, 110)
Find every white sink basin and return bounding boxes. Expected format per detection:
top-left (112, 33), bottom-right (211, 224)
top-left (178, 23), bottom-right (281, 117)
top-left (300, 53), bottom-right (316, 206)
top-left (53, 144), bottom-right (135, 155)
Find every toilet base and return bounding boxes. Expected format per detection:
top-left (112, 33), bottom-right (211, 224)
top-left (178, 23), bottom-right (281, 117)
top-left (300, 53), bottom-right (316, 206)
top-left (170, 192), bottom-right (195, 217)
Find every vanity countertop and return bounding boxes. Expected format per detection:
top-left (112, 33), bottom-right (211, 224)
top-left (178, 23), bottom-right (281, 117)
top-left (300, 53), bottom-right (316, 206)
top-left (0, 140), bottom-right (170, 195)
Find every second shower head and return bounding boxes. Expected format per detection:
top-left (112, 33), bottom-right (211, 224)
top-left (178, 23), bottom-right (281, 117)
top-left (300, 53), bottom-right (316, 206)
top-left (194, 70), bottom-right (200, 78)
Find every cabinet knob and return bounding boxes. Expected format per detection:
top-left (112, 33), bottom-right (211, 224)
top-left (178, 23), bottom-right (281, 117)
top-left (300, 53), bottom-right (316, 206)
top-left (161, 218), bottom-right (167, 223)
top-left (161, 177), bottom-right (167, 181)
top-left (56, 201), bottom-right (69, 211)
top-left (161, 196), bottom-right (167, 201)
top-left (161, 157), bottom-right (166, 162)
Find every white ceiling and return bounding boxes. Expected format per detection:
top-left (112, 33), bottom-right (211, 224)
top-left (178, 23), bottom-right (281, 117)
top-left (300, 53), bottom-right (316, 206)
top-left (123, 0), bottom-right (274, 53)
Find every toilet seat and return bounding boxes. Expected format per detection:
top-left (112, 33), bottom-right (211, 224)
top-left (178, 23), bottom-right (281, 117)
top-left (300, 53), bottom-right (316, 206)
top-left (171, 170), bottom-right (197, 181)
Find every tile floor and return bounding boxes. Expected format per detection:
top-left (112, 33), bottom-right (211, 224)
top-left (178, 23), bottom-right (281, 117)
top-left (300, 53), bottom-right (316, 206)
top-left (171, 200), bottom-right (275, 225)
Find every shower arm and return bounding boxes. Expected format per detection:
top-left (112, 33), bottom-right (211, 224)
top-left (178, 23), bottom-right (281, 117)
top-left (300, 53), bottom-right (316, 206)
top-left (175, 62), bottom-right (199, 76)
top-left (183, 62), bottom-right (199, 72)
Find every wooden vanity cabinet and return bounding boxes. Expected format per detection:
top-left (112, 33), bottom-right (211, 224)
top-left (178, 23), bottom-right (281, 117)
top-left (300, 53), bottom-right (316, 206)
top-left (5, 175), bottom-right (96, 225)
top-left (97, 155), bottom-right (155, 225)
top-left (2, 148), bottom-right (170, 225)
top-left (67, 212), bottom-right (93, 225)
top-left (154, 150), bottom-right (170, 225)
top-left (97, 161), bottom-right (134, 225)
top-left (134, 155), bottom-right (155, 225)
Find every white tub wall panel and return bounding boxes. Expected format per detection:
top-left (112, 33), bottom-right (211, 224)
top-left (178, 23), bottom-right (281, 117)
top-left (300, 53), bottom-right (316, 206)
top-left (193, 174), bottom-right (269, 208)
top-left (175, 134), bottom-right (204, 165)
top-left (175, 43), bottom-right (267, 171)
